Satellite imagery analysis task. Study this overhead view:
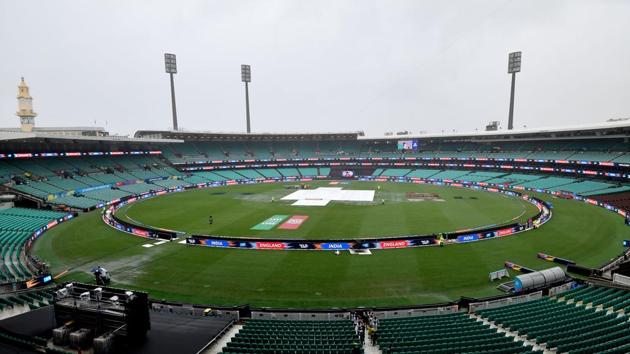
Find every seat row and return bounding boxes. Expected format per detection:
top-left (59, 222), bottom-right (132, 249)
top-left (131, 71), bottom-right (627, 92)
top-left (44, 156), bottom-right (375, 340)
top-left (476, 291), bottom-right (630, 353)
top-left (0, 288), bottom-right (55, 312)
top-left (560, 285), bottom-right (630, 312)
top-left (376, 313), bottom-right (536, 354)
top-left (220, 319), bottom-right (361, 354)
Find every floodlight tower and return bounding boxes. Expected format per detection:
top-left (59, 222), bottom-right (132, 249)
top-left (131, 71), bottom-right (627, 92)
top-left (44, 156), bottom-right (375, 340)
top-left (507, 51), bottom-right (522, 130)
top-left (241, 64), bottom-right (251, 133)
top-left (164, 53), bottom-right (179, 131)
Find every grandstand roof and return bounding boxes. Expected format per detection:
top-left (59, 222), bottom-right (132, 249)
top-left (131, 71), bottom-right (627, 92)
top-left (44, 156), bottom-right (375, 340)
top-left (0, 126), bottom-right (107, 132)
top-left (134, 121), bottom-right (630, 143)
top-left (134, 130), bottom-right (361, 141)
top-left (362, 120), bottom-right (630, 141)
top-left (0, 130), bottom-right (182, 143)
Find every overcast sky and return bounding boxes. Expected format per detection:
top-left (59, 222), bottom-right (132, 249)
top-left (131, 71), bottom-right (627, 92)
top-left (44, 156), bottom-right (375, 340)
top-left (1, 0), bottom-right (629, 136)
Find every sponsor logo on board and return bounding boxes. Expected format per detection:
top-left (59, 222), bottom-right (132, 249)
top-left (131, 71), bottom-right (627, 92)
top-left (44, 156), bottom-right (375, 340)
top-left (496, 228), bottom-right (513, 237)
top-left (321, 243), bottom-right (350, 250)
top-left (205, 239), bottom-right (229, 247)
top-left (380, 240), bottom-right (409, 249)
top-left (457, 234), bottom-right (479, 242)
top-left (257, 242), bottom-right (286, 249)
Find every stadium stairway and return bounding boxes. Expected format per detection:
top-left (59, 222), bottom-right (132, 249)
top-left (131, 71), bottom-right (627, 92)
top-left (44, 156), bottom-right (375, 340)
top-left (467, 312), bottom-right (547, 353)
top-left (203, 323), bottom-right (243, 354)
top-left (362, 331), bottom-right (381, 354)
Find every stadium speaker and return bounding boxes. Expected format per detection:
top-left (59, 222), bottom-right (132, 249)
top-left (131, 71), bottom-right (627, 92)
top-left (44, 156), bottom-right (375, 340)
top-left (53, 326), bottom-right (71, 346)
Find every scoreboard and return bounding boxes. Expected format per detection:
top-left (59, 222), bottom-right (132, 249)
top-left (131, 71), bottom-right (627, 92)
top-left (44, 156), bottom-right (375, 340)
top-left (397, 139), bottom-right (419, 151)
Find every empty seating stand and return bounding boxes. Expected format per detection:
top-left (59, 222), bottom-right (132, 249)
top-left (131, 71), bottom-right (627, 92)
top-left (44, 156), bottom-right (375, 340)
top-left (405, 169), bottom-right (439, 179)
top-left (381, 169), bottom-right (412, 177)
top-left (0, 208), bottom-right (67, 282)
top-left (159, 139), bottom-right (630, 163)
top-left (476, 291), bottom-right (630, 354)
top-left (298, 167), bottom-right (319, 177)
top-left (427, 170), bottom-right (471, 180)
top-left (560, 285), bottom-right (630, 313)
top-left (152, 178), bottom-right (189, 189)
top-left (5, 150), bottom-right (630, 211)
top-left (0, 288), bottom-right (55, 314)
top-left (276, 168), bottom-right (301, 178)
top-left (0, 322), bottom-right (55, 353)
top-left (318, 167), bottom-right (331, 177)
top-left (377, 312), bottom-right (535, 354)
top-left (220, 319), bottom-right (362, 354)
top-left (4, 155), bottom-right (185, 210)
top-left (256, 169), bottom-right (283, 178)
top-left (237, 169), bottom-right (266, 179)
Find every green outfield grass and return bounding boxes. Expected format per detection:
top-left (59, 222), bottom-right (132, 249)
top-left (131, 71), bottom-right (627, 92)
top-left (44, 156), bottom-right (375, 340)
top-left (115, 181), bottom-right (537, 239)
top-left (31, 181), bottom-right (630, 308)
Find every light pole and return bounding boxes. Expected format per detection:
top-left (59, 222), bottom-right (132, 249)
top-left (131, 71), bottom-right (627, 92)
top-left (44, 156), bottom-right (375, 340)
top-left (507, 51), bottom-right (522, 130)
top-left (241, 64), bottom-right (251, 133)
top-left (164, 53), bottom-right (178, 131)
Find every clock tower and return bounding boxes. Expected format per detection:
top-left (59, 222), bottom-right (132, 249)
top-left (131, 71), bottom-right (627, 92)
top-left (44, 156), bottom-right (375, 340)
top-left (16, 77), bottom-right (37, 132)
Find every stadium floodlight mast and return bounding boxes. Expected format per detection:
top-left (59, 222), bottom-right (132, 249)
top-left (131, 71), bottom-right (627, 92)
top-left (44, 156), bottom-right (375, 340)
top-left (164, 53), bottom-right (179, 131)
top-left (241, 64), bottom-right (252, 133)
top-left (507, 51), bottom-right (522, 130)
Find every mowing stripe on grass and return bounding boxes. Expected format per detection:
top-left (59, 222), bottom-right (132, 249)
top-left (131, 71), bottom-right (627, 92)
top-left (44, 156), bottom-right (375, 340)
top-left (250, 215), bottom-right (290, 230)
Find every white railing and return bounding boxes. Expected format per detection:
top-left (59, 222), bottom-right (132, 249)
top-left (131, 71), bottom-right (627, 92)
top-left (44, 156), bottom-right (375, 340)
top-left (468, 291), bottom-right (543, 313)
top-left (613, 273), bottom-right (630, 287)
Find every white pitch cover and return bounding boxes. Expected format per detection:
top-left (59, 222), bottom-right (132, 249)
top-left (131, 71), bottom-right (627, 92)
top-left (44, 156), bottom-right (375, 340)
top-left (282, 187), bottom-right (375, 206)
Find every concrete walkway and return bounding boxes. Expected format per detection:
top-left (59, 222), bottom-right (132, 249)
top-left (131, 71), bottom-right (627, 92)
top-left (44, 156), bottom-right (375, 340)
top-left (362, 330), bottom-right (382, 354)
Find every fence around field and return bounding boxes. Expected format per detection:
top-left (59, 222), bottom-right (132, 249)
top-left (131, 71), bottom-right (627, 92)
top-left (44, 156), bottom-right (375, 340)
top-left (99, 178), bottom-right (551, 251)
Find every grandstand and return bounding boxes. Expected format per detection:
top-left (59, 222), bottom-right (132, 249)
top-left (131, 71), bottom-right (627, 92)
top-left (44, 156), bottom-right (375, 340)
top-left (475, 287), bottom-right (630, 353)
top-left (376, 312), bottom-right (535, 354)
top-left (131, 127), bottom-right (630, 166)
top-left (0, 288), bottom-right (55, 318)
top-left (6, 151), bottom-right (629, 211)
top-left (2, 126), bottom-right (630, 353)
top-left (0, 208), bottom-right (69, 283)
top-left (219, 319), bottom-right (361, 354)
